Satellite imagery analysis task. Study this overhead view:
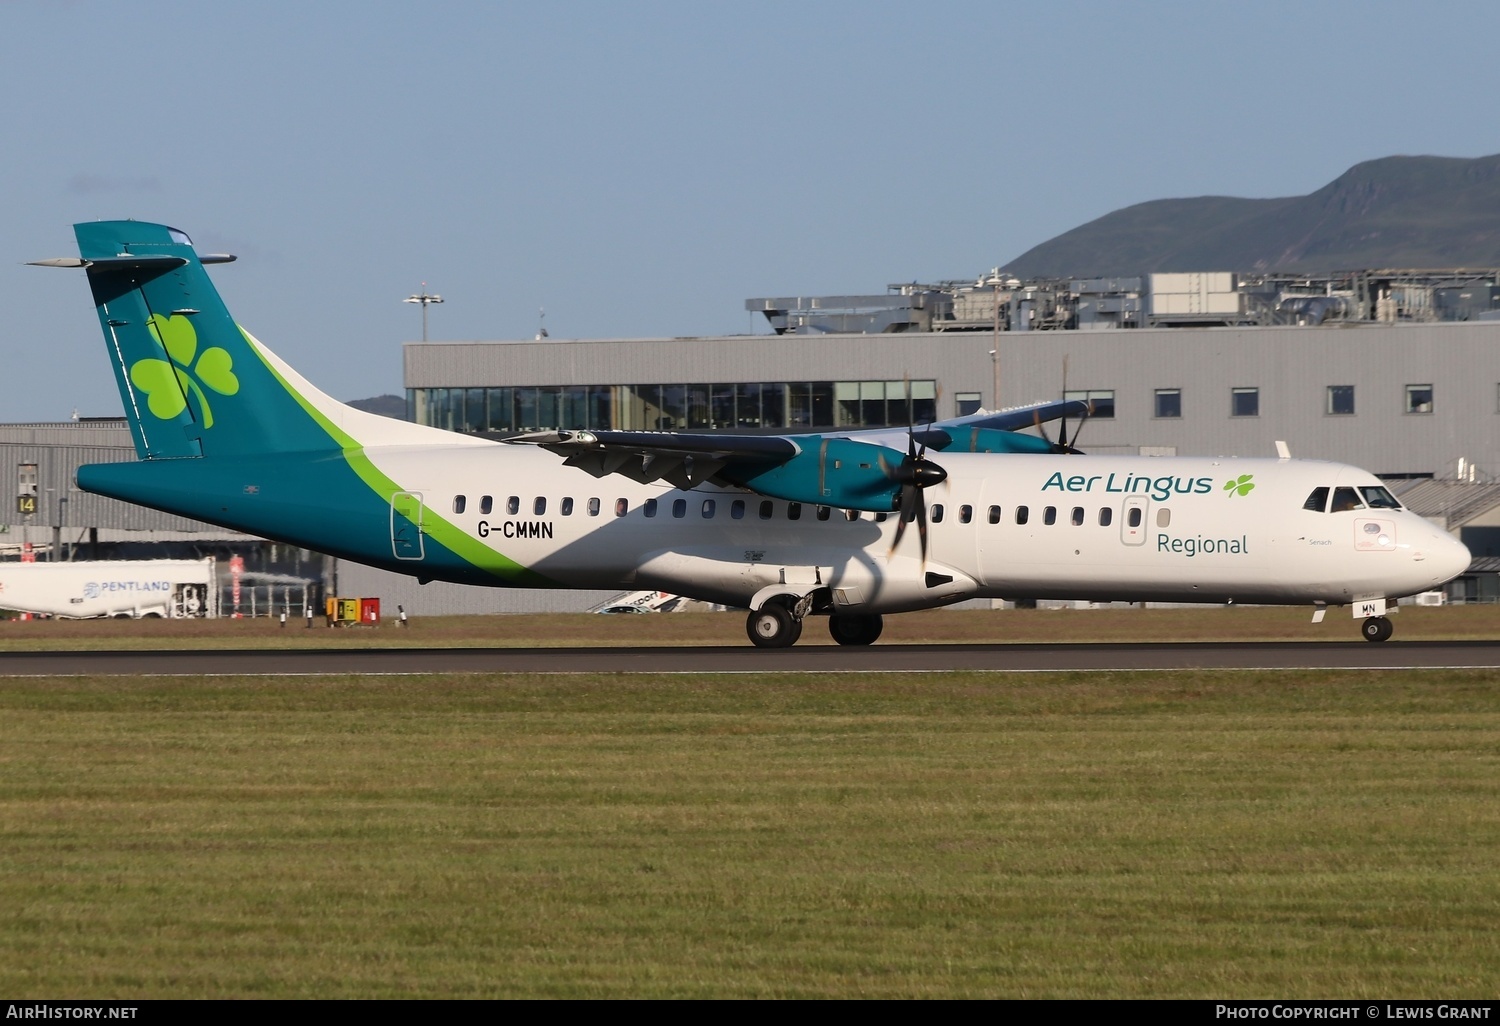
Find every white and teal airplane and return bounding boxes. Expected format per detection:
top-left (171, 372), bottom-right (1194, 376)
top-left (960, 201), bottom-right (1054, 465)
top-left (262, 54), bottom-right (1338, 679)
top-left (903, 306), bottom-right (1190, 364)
top-left (36, 221), bottom-right (1471, 646)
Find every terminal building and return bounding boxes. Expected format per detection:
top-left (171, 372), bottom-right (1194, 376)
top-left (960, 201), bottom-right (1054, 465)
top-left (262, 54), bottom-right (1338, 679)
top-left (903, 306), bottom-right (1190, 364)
top-left (7, 266), bottom-right (1500, 613)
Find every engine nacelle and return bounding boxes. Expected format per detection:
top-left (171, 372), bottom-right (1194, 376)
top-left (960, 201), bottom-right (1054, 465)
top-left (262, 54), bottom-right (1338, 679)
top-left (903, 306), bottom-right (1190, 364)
top-left (721, 436), bottom-right (903, 512)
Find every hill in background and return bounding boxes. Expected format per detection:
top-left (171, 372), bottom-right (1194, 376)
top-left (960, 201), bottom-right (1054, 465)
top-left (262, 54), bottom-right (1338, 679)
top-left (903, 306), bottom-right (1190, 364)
top-left (346, 394), bottom-right (407, 419)
top-left (1005, 154), bottom-right (1500, 278)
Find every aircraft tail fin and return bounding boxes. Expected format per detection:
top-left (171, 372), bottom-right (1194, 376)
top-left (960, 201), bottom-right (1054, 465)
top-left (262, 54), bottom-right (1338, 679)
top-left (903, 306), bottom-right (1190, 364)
top-left (68, 220), bottom-right (478, 459)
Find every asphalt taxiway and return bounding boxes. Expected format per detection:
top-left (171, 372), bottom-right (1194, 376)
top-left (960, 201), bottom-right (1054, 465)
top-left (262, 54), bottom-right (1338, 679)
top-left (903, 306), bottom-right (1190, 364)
top-left (2, 641), bottom-right (1500, 676)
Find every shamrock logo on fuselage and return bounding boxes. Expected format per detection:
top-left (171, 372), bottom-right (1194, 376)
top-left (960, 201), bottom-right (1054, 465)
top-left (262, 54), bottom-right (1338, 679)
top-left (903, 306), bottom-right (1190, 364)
top-left (130, 314), bottom-right (239, 428)
top-left (1223, 474), bottom-right (1255, 497)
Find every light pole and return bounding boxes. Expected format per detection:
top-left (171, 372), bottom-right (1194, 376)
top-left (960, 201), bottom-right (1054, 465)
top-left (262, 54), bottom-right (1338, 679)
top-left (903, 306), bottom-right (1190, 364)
top-left (990, 275), bottom-right (1002, 411)
top-left (404, 284), bottom-right (444, 342)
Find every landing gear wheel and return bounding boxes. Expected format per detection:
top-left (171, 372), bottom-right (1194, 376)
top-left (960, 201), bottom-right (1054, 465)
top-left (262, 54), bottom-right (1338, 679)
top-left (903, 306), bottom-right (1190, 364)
top-left (747, 603), bottom-right (802, 648)
top-left (828, 613), bottom-right (884, 646)
top-left (1361, 616), bottom-right (1394, 643)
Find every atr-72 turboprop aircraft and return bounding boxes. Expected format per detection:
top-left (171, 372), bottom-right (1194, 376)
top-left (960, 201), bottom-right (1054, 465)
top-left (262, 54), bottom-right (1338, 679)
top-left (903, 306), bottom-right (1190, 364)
top-left (35, 221), bottom-right (1471, 646)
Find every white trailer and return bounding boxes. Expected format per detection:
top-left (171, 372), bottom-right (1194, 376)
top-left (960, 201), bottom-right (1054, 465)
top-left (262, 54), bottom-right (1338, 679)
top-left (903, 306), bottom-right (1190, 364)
top-left (0, 559), bottom-right (219, 619)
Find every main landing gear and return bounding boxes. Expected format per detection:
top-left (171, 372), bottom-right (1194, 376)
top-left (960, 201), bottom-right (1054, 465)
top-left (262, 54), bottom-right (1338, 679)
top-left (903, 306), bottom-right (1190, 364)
top-left (1361, 616), bottom-right (1394, 643)
top-left (828, 613), bottom-right (883, 647)
top-left (744, 602), bottom-right (885, 649)
top-left (746, 603), bottom-right (802, 648)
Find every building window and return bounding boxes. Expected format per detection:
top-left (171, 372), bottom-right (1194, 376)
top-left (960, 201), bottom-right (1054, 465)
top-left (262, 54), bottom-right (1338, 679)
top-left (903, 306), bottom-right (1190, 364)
top-left (1231, 387), bottom-right (1259, 418)
top-left (1154, 389), bottom-right (1181, 418)
top-left (1405, 384), bottom-right (1433, 414)
top-left (955, 392), bottom-right (982, 417)
top-left (1064, 389), bottom-right (1115, 419)
top-left (1327, 385), bottom-right (1355, 415)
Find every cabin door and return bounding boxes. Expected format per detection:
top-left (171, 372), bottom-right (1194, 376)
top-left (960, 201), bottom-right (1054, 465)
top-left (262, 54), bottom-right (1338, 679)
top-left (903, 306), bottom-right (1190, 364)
top-left (1121, 496), bottom-right (1149, 546)
top-left (391, 492), bottom-right (426, 560)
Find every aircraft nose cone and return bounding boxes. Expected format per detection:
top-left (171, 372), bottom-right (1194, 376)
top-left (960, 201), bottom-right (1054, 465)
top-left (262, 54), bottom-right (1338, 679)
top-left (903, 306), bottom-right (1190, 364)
top-left (1434, 530), bottom-right (1472, 583)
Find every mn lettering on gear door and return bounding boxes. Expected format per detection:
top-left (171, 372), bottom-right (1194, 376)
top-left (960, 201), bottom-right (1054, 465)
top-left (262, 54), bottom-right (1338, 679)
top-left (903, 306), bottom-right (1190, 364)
top-left (391, 492), bottom-right (426, 560)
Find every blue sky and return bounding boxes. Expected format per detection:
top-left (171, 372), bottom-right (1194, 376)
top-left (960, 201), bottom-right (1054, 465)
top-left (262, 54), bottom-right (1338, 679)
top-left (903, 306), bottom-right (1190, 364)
top-left (3, 0), bottom-right (1496, 421)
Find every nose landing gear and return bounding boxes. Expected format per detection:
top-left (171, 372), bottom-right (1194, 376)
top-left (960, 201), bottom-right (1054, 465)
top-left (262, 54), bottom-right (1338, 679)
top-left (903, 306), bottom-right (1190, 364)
top-left (1361, 616), bottom-right (1394, 643)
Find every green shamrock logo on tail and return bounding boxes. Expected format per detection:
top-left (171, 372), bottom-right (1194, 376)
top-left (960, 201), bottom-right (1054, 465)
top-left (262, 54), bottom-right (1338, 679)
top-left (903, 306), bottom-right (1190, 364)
top-left (1223, 474), bottom-right (1255, 497)
top-left (130, 314), bottom-right (239, 428)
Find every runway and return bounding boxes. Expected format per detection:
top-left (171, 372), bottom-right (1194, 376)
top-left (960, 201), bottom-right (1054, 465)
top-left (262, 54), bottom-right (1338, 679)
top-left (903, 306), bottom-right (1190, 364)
top-left (3, 640), bottom-right (1500, 676)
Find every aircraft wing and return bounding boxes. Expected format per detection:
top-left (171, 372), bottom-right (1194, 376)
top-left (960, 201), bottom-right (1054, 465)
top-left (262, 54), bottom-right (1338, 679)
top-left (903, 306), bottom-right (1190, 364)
top-left (504, 397), bottom-right (1086, 509)
top-left (506, 429), bottom-right (802, 489)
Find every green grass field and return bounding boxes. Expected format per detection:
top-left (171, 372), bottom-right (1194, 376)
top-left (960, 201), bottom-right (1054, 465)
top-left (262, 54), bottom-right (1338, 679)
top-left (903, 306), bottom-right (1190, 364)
top-left (2, 668), bottom-right (1497, 997)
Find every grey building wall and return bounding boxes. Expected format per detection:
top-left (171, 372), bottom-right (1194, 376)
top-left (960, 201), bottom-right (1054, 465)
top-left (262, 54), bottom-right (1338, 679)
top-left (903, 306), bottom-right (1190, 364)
top-left (407, 321), bottom-right (1500, 478)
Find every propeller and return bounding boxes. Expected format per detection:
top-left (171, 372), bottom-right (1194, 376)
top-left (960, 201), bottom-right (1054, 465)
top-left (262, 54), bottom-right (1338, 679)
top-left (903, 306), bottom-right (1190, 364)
top-left (1032, 355), bottom-right (1092, 454)
top-left (879, 425), bottom-right (947, 563)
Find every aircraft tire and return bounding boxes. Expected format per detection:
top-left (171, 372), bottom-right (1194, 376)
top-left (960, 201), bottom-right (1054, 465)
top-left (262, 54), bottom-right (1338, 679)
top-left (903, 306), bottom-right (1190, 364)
top-left (828, 613), bottom-right (883, 646)
top-left (1361, 616), bottom-right (1394, 643)
top-left (747, 603), bottom-right (801, 648)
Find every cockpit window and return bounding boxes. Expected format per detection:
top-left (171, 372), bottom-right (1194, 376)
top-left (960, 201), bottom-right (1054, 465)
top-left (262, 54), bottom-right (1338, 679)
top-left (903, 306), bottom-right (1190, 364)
top-left (1360, 486), bottom-right (1402, 510)
top-left (1329, 486), bottom-right (1365, 512)
top-left (1303, 487), bottom-right (1329, 512)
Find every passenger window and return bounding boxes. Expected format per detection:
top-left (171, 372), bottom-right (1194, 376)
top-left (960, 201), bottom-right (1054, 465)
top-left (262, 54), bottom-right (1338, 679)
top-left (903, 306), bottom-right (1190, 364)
top-left (731, 499), bottom-right (746, 519)
top-left (507, 496), bottom-right (520, 516)
top-left (1043, 506), bottom-right (1057, 526)
top-left (702, 499), bottom-right (716, 518)
top-left (1016, 506), bottom-right (1029, 525)
top-left (1098, 507), bottom-right (1112, 527)
top-left (787, 502), bottom-right (802, 521)
top-left (959, 505), bottom-right (973, 524)
top-left (1071, 507), bottom-right (1084, 526)
top-left (614, 498), bottom-right (628, 517)
top-left (816, 505), bottom-right (831, 521)
top-left (1303, 487), bottom-right (1329, 513)
top-left (480, 495), bottom-right (493, 515)
top-left (1156, 508), bottom-right (1171, 528)
top-left (1361, 486), bottom-right (1402, 509)
top-left (988, 505), bottom-right (1001, 525)
top-left (759, 500), bottom-right (774, 520)
top-left (453, 495), bottom-right (466, 514)
top-left (1128, 507), bottom-right (1142, 528)
top-left (561, 497), bottom-right (574, 516)
top-left (644, 498), bottom-right (658, 518)
top-left (1330, 486), bottom-right (1364, 512)
top-left (931, 504), bottom-right (945, 524)
top-left (587, 497), bottom-right (601, 517)
top-left (672, 499), bottom-right (687, 518)
top-left (534, 497), bottom-right (546, 516)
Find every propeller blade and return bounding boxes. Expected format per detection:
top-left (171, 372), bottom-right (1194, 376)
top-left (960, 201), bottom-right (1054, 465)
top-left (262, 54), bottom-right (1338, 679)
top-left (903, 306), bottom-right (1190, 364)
top-left (915, 484), bottom-right (930, 564)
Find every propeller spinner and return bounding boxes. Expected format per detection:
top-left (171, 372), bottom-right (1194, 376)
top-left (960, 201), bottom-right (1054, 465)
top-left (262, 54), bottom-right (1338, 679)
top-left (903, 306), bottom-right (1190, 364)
top-left (880, 427), bottom-right (947, 563)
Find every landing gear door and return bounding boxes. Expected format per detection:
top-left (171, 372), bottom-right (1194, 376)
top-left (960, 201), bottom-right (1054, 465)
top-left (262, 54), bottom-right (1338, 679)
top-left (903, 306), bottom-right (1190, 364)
top-left (1121, 496), bottom-right (1149, 546)
top-left (391, 491), bottom-right (426, 560)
